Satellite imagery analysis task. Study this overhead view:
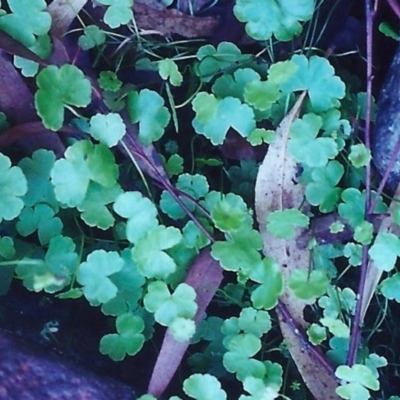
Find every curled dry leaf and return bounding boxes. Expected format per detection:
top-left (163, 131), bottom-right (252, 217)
top-left (254, 91), bottom-right (339, 399)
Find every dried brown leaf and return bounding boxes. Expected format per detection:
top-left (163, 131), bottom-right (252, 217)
top-left (360, 183), bottom-right (400, 321)
top-left (255, 91), bottom-right (339, 399)
top-left (134, 2), bottom-right (219, 38)
top-left (47, 0), bottom-right (88, 38)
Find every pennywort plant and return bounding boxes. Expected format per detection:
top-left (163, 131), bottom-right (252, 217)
top-left (0, 0), bottom-right (399, 399)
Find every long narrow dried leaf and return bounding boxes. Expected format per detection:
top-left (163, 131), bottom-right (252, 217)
top-left (360, 182), bottom-right (400, 321)
top-left (147, 248), bottom-right (223, 398)
top-left (255, 91), bottom-right (339, 399)
top-left (255, 91), bottom-right (309, 322)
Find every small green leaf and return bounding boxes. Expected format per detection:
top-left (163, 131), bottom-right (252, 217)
top-left (183, 374), bottom-right (227, 400)
top-left (98, 71), bottom-right (122, 92)
top-left (195, 42), bottom-right (251, 83)
top-left (250, 258), bottom-right (283, 310)
top-left (0, 0), bottom-right (51, 47)
top-left (211, 229), bottom-right (263, 275)
top-left (77, 250), bottom-right (124, 305)
top-left (211, 193), bottom-right (252, 233)
top-left (132, 225), bottom-right (182, 279)
top-left (89, 113), bottom-right (126, 147)
top-left (305, 161), bottom-right (344, 212)
top-left (0, 236), bottom-right (15, 260)
top-left (50, 141), bottom-right (118, 207)
top-left (369, 232), bottom-right (400, 271)
top-left (0, 153), bottom-right (27, 223)
top-left (336, 364), bottom-right (379, 389)
top-left (338, 189), bottom-right (386, 228)
top-left (159, 59), bottom-right (183, 86)
top-left (16, 204), bottom-right (62, 245)
top-left (247, 128), bottom-right (276, 145)
top-left (169, 317), bottom-right (196, 342)
top-left (77, 182), bottom-right (121, 229)
top-left (223, 333), bottom-right (265, 380)
top-left (244, 79), bottom-right (280, 111)
top-left (35, 64), bottom-right (91, 130)
top-left (288, 269), bottom-right (329, 301)
top-left (144, 281), bottom-right (197, 327)
top-left (307, 323), bottom-right (327, 345)
top-left (114, 191), bottom-right (158, 244)
top-left (343, 242), bottom-right (362, 266)
top-left (289, 113), bottom-right (338, 167)
top-left (320, 317), bottom-right (350, 338)
top-left (349, 144), bottom-right (371, 168)
top-left (165, 154), bottom-right (184, 177)
top-left (14, 34), bottom-right (51, 77)
top-left (266, 209), bottom-right (309, 239)
top-left (354, 221), bottom-right (373, 245)
top-left (18, 149), bottom-right (57, 209)
top-left (78, 25), bottom-right (106, 50)
top-left (212, 68), bottom-right (260, 101)
top-left (192, 94), bottom-right (256, 145)
top-left (127, 89), bottom-right (170, 145)
top-left (281, 55), bottom-right (345, 112)
top-left (96, 0), bottom-right (133, 28)
top-left (100, 313), bottom-right (145, 361)
top-left (233, 0), bottom-right (314, 41)
top-left (380, 273), bottom-right (400, 302)
top-left (16, 235), bottom-right (78, 293)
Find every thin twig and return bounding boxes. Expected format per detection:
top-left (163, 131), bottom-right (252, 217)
top-left (346, 0), bottom-right (376, 366)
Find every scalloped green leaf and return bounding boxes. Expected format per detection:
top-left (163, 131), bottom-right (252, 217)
top-left (288, 269), bottom-right (329, 301)
top-left (100, 313), bottom-right (145, 361)
top-left (289, 113), bottom-right (338, 167)
top-left (0, 153), bottom-right (27, 223)
top-left (380, 273), bottom-right (400, 302)
top-left (281, 55), bottom-right (345, 112)
top-left (96, 0), bottom-right (133, 28)
top-left (195, 42), bottom-right (251, 83)
top-left (89, 113), bottom-right (126, 147)
top-left (78, 25), bottom-right (106, 50)
top-left (234, 0), bottom-right (314, 41)
top-left (159, 59), bottom-right (183, 86)
top-left (16, 235), bottom-right (78, 293)
top-left (18, 149), bottom-right (57, 209)
top-left (127, 89), bottom-right (170, 145)
top-left (266, 209), bottom-right (309, 239)
top-left (35, 64), bottom-right (92, 130)
top-left (212, 68), bottom-right (260, 101)
top-left (250, 258), bottom-right (283, 310)
top-left (132, 225), bottom-right (182, 279)
top-left (144, 281), bottom-right (197, 326)
top-left (305, 161), bottom-right (344, 212)
top-left (0, 0), bottom-right (51, 47)
top-left (183, 374), bottom-right (227, 400)
top-left (77, 182), bottom-right (121, 230)
top-left (192, 94), bottom-right (256, 145)
top-left (77, 250), bottom-right (124, 305)
top-left (16, 204), bottom-right (62, 245)
top-left (114, 191), bottom-right (158, 244)
top-left (223, 333), bottom-right (265, 380)
top-left (369, 232), bottom-right (400, 272)
top-left (50, 141), bottom-right (119, 207)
